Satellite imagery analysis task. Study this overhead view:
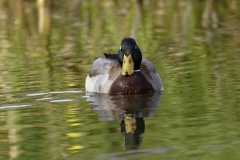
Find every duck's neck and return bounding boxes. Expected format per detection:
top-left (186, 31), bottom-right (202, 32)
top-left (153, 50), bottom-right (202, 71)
top-left (134, 69), bottom-right (141, 72)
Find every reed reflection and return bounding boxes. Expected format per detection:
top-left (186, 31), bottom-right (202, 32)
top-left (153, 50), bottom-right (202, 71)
top-left (86, 91), bottom-right (162, 149)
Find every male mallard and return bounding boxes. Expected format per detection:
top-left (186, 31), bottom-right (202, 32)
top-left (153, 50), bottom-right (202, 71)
top-left (85, 38), bottom-right (163, 94)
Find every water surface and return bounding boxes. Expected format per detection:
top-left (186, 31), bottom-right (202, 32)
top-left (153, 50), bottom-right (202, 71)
top-left (1, 0), bottom-right (240, 159)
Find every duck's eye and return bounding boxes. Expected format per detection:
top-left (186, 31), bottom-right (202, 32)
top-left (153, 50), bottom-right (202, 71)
top-left (123, 60), bottom-right (126, 64)
top-left (135, 46), bottom-right (137, 49)
top-left (129, 60), bottom-right (131, 63)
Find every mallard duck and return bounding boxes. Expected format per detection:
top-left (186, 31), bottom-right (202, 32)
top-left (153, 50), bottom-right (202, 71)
top-left (85, 38), bottom-right (163, 94)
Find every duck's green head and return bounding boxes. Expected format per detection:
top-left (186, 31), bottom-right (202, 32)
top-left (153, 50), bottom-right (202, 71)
top-left (118, 38), bottom-right (142, 76)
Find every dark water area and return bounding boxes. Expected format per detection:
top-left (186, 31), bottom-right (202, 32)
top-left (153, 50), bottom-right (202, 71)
top-left (1, 0), bottom-right (240, 159)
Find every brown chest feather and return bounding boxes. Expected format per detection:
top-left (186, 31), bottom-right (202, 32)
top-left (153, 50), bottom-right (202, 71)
top-left (109, 72), bottom-right (153, 94)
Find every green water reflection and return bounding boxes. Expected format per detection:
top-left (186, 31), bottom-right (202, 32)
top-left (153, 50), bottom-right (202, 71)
top-left (0, 0), bottom-right (240, 159)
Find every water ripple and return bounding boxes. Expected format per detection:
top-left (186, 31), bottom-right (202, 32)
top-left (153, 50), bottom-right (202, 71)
top-left (0, 104), bottom-right (32, 110)
top-left (26, 93), bottom-right (48, 96)
top-left (50, 99), bottom-right (75, 103)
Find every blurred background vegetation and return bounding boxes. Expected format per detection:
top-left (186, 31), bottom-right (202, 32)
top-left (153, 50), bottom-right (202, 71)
top-left (1, 0), bottom-right (240, 107)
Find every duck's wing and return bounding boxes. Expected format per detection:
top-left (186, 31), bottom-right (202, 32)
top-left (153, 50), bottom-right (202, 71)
top-left (141, 58), bottom-right (163, 91)
top-left (85, 58), bottom-right (121, 93)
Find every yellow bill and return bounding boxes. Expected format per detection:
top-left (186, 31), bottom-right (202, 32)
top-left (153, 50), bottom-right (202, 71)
top-left (121, 54), bottom-right (134, 76)
top-left (124, 118), bottom-right (136, 133)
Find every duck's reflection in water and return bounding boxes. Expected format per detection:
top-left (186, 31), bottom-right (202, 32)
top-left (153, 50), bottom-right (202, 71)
top-left (120, 114), bottom-right (145, 149)
top-left (86, 91), bottom-right (162, 149)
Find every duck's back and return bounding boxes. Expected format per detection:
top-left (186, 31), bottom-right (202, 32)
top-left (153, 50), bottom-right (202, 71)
top-left (85, 57), bottom-right (163, 94)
